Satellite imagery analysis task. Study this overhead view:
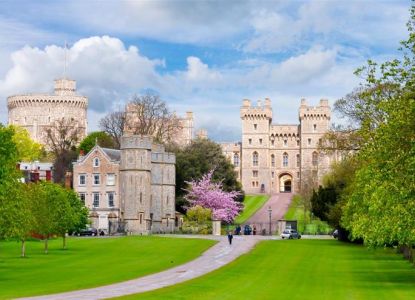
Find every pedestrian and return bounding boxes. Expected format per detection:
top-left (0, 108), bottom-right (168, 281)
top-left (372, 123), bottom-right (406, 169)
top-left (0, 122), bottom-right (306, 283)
top-left (227, 231), bottom-right (233, 245)
top-left (253, 225), bottom-right (257, 235)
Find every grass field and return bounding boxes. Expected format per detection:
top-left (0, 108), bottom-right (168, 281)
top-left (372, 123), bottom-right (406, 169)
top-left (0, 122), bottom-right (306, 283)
top-left (117, 240), bottom-right (415, 300)
top-left (234, 194), bottom-right (269, 224)
top-left (284, 194), bottom-right (332, 234)
top-left (0, 236), bottom-right (215, 299)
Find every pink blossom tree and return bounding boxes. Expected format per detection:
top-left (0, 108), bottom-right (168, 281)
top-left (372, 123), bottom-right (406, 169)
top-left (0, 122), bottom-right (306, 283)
top-left (184, 170), bottom-right (242, 223)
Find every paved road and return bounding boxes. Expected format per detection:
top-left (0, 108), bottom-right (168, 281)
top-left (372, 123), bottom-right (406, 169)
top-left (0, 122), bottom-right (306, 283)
top-left (19, 235), bottom-right (263, 300)
top-left (246, 193), bottom-right (293, 224)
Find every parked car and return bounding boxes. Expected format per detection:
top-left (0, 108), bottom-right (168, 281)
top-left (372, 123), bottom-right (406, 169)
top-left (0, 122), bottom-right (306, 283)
top-left (332, 229), bottom-right (339, 239)
top-left (281, 229), bottom-right (301, 239)
top-left (244, 225), bottom-right (252, 235)
top-left (76, 227), bottom-right (98, 236)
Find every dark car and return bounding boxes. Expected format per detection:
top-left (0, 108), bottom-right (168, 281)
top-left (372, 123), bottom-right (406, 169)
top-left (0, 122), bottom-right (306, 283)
top-left (332, 229), bottom-right (339, 239)
top-left (244, 225), bottom-right (252, 235)
top-left (280, 229), bottom-right (301, 239)
top-left (77, 227), bottom-right (98, 236)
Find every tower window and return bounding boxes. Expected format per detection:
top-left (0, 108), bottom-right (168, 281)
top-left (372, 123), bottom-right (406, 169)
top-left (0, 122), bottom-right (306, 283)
top-left (284, 139), bottom-right (288, 147)
top-left (233, 153), bottom-right (240, 167)
top-left (253, 170), bottom-right (258, 177)
top-left (297, 140), bottom-right (300, 146)
top-left (249, 138), bottom-right (252, 145)
top-left (271, 154), bottom-right (275, 167)
top-left (282, 152), bottom-right (288, 167)
top-left (252, 152), bottom-right (259, 166)
top-left (254, 124), bottom-right (257, 130)
top-left (296, 154), bottom-right (300, 167)
top-left (312, 151), bottom-right (318, 166)
top-left (308, 138), bottom-right (311, 146)
top-left (259, 138), bottom-right (262, 145)
top-left (313, 124), bottom-right (317, 132)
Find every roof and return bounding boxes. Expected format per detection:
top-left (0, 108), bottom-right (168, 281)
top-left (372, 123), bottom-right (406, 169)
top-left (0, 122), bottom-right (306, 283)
top-left (101, 148), bottom-right (121, 162)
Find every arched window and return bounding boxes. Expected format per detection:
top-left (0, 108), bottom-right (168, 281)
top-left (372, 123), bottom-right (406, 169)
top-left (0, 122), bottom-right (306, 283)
top-left (252, 152), bottom-right (259, 166)
top-left (282, 152), bottom-right (288, 167)
top-left (271, 154), bottom-right (275, 167)
top-left (233, 153), bottom-right (240, 167)
top-left (93, 157), bottom-right (100, 167)
top-left (312, 151), bottom-right (318, 166)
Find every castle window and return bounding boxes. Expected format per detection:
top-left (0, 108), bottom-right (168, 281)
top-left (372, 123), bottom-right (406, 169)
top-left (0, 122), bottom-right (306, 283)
top-left (271, 154), bottom-right (275, 167)
top-left (249, 138), bottom-right (252, 145)
top-left (297, 172), bottom-right (300, 178)
top-left (308, 138), bottom-right (311, 146)
top-left (107, 192), bottom-right (115, 207)
top-left (79, 193), bottom-right (86, 205)
top-left (93, 174), bottom-right (100, 185)
top-left (271, 139), bottom-right (275, 146)
top-left (297, 140), bottom-right (300, 146)
top-left (254, 124), bottom-right (257, 130)
top-left (140, 192), bottom-right (142, 203)
top-left (271, 171), bottom-right (275, 178)
top-left (312, 151), bottom-right (318, 166)
top-left (252, 181), bottom-right (255, 187)
top-left (139, 213), bottom-right (143, 224)
top-left (252, 152), bottom-right (259, 166)
top-left (79, 174), bottom-right (86, 185)
top-left (284, 139), bottom-right (288, 147)
top-left (253, 170), bottom-right (258, 177)
top-left (259, 138), bottom-right (262, 145)
top-left (296, 154), bottom-right (300, 167)
top-left (107, 173), bottom-right (115, 186)
top-left (282, 153), bottom-right (288, 167)
top-left (93, 193), bottom-right (100, 208)
top-left (233, 153), bottom-right (239, 167)
top-left (313, 124), bottom-right (317, 132)
top-left (93, 157), bottom-right (100, 167)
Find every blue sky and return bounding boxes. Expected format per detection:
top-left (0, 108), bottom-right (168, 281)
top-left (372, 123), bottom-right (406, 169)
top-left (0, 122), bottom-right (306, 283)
top-left (0, 0), bottom-right (410, 141)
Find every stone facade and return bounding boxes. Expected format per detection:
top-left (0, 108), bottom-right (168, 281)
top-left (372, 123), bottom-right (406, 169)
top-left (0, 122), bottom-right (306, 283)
top-left (7, 78), bottom-right (88, 146)
top-left (72, 135), bottom-right (176, 234)
top-left (222, 98), bottom-right (332, 194)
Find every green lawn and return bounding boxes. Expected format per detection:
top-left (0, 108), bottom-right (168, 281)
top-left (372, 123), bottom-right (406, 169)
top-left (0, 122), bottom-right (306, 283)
top-left (117, 240), bottom-right (415, 300)
top-left (0, 236), bottom-right (215, 299)
top-left (284, 194), bottom-right (332, 234)
top-left (234, 194), bottom-right (269, 224)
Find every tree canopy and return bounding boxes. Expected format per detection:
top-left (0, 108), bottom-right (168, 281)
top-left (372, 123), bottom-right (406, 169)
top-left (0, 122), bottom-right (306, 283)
top-left (78, 131), bottom-right (115, 154)
top-left (9, 125), bottom-right (43, 162)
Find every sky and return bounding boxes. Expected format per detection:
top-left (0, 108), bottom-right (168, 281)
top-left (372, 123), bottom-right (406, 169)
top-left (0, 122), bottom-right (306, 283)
top-left (0, 0), bottom-right (410, 141)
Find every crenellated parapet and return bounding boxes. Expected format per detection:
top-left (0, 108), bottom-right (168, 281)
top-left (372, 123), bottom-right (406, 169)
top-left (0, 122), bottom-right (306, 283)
top-left (299, 99), bottom-right (331, 121)
top-left (240, 98), bottom-right (273, 120)
top-left (7, 94), bottom-right (88, 109)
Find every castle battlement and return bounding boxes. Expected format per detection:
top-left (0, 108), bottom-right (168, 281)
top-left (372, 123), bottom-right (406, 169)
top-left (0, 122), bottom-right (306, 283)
top-left (240, 98), bottom-right (272, 120)
top-left (299, 99), bottom-right (331, 121)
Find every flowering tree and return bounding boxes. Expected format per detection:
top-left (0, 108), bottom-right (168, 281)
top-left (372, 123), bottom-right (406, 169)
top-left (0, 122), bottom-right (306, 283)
top-left (184, 170), bottom-right (242, 223)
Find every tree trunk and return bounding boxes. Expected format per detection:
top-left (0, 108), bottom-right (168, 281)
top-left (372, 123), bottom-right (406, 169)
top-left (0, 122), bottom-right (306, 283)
top-left (21, 239), bottom-right (26, 258)
top-left (44, 238), bottom-right (48, 254)
top-left (62, 234), bottom-right (66, 250)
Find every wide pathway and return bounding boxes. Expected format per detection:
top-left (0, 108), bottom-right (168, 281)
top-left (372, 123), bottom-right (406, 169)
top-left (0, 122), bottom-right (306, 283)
top-left (20, 235), bottom-right (264, 300)
top-left (247, 193), bottom-right (292, 224)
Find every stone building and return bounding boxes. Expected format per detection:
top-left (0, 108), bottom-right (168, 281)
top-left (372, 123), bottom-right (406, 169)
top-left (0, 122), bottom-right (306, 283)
top-left (7, 78), bottom-right (88, 146)
top-left (221, 98), bottom-right (331, 194)
top-left (72, 135), bottom-right (176, 234)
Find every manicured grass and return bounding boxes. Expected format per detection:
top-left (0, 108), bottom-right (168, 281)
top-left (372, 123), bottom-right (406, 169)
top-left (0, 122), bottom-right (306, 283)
top-left (284, 194), bottom-right (332, 234)
top-left (0, 236), bottom-right (215, 299)
top-left (117, 240), bottom-right (415, 300)
top-left (234, 194), bottom-right (269, 224)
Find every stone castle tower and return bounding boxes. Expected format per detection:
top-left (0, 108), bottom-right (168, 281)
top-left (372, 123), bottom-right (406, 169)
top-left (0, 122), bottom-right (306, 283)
top-left (235, 98), bottom-right (331, 194)
top-left (7, 78), bottom-right (88, 145)
top-left (119, 135), bottom-right (175, 234)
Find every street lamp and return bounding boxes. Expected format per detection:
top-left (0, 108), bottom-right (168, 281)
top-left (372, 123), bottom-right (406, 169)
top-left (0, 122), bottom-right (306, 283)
top-left (268, 206), bottom-right (272, 236)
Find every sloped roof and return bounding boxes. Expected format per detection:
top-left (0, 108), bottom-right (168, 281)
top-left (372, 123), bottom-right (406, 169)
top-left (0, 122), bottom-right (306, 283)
top-left (101, 148), bottom-right (121, 162)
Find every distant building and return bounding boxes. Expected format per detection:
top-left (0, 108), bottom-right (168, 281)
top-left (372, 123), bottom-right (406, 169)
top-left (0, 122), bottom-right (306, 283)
top-left (222, 98), bottom-right (332, 194)
top-left (7, 78), bottom-right (88, 146)
top-left (18, 161), bottom-right (53, 183)
top-left (72, 135), bottom-right (176, 234)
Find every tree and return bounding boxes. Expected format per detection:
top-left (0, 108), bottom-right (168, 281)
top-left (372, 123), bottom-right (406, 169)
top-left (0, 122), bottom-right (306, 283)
top-left (339, 4), bottom-right (415, 248)
top-left (44, 118), bottom-right (82, 184)
top-left (78, 131), bottom-right (115, 154)
top-left (9, 125), bottom-right (43, 162)
top-left (124, 93), bottom-right (182, 144)
top-left (169, 138), bottom-right (243, 212)
top-left (99, 110), bottom-right (126, 149)
top-left (184, 170), bottom-right (242, 223)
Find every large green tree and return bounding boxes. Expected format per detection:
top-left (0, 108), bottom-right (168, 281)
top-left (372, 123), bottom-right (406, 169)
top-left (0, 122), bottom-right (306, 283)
top-left (169, 138), bottom-right (242, 213)
top-left (78, 131), bottom-right (115, 154)
top-left (9, 125), bottom-right (43, 162)
top-left (339, 4), bottom-right (415, 247)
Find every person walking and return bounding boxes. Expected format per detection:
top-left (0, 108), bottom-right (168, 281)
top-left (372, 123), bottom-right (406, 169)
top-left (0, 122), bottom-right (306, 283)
top-left (227, 231), bottom-right (233, 245)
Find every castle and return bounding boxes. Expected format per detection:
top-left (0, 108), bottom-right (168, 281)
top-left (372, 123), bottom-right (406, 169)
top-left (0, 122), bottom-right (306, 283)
top-left (72, 135), bottom-right (176, 234)
top-left (221, 98), bottom-right (332, 194)
top-left (7, 78), bottom-right (88, 145)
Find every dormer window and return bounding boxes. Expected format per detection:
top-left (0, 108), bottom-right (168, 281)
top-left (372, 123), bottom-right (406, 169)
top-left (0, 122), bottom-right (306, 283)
top-left (93, 157), bottom-right (100, 167)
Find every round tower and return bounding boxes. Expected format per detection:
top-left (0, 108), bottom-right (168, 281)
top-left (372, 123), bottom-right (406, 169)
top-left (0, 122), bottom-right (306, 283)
top-left (7, 78), bottom-right (88, 146)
